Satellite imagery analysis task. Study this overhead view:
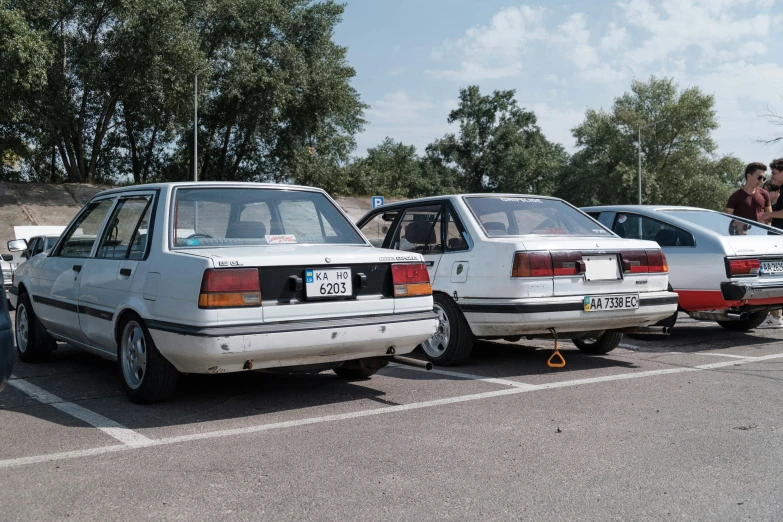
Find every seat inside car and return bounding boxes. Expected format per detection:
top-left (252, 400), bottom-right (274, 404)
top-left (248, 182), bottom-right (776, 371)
top-left (226, 221), bottom-right (267, 239)
top-left (482, 221), bottom-right (507, 235)
top-left (404, 221), bottom-right (437, 250)
top-left (654, 228), bottom-right (678, 246)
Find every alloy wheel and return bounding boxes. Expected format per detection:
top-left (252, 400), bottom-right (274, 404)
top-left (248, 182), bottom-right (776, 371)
top-left (421, 303), bottom-right (451, 358)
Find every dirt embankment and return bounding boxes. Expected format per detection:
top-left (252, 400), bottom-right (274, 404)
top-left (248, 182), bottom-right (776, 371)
top-left (0, 182), bottom-right (393, 255)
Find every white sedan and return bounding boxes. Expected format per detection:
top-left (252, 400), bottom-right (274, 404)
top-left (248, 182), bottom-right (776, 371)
top-left (8, 183), bottom-right (438, 403)
top-left (357, 195), bottom-right (679, 365)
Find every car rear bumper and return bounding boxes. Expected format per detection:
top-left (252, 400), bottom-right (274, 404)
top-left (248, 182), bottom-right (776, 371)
top-left (721, 281), bottom-right (783, 301)
top-left (458, 291), bottom-right (679, 337)
top-left (147, 311), bottom-right (439, 374)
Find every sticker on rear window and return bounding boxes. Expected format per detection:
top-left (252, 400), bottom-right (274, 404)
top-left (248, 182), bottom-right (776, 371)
top-left (265, 234), bottom-right (297, 244)
top-left (500, 197), bottom-right (542, 203)
top-left (618, 214), bottom-right (627, 223)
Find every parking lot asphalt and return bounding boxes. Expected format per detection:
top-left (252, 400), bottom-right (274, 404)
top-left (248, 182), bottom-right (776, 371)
top-left (2, 313), bottom-right (783, 521)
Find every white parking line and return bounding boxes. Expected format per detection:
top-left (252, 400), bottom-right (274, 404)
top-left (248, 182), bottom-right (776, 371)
top-left (7, 377), bottom-right (153, 447)
top-left (697, 353), bottom-right (759, 360)
top-left (386, 363), bottom-right (537, 389)
top-left (2, 352), bottom-right (782, 470)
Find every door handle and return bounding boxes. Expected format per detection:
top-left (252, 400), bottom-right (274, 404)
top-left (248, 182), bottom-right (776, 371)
top-left (120, 268), bottom-right (132, 277)
top-left (72, 265), bottom-right (82, 272)
top-left (425, 261), bottom-right (434, 267)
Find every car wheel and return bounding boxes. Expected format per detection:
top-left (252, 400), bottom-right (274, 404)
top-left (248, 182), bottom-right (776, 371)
top-left (572, 331), bottom-right (623, 355)
top-left (15, 293), bottom-right (55, 363)
top-left (716, 312), bottom-right (767, 331)
top-left (420, 293), bottom-right (474, 366)
top-left (118, 315), bottom-right (180, 403)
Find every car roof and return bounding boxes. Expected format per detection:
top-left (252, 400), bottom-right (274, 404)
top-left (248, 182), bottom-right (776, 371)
top-left (93, 182), bottom-right (326, 199)
top-left (581, 204), bottom-right (710, 213)
top-left (368, 193), bottom-right (563, 211)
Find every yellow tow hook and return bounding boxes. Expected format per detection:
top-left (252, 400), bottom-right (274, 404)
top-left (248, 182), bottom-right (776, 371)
top-left (547, 327), bottom-right (566, 368)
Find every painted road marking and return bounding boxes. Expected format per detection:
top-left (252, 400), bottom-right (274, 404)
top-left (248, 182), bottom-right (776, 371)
top-left (2, 352), bottom-right (782, 470)
top-left (386, 363), bottom-right (537, 389)
top-left (7, 377), bottom-right (152, 447)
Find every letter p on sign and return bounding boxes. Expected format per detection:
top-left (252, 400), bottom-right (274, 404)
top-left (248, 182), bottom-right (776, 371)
top-left (372, 196), bottom-right (385, 209)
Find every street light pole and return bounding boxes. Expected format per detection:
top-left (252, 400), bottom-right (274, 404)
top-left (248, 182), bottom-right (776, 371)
top-left (638, 127), bottom-right (642, 205)
top-left (193, 73), bottom-right (198, 182)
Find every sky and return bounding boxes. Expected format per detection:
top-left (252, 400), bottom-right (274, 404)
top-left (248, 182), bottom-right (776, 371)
top-left (333, 0), bottom-right (783, 164)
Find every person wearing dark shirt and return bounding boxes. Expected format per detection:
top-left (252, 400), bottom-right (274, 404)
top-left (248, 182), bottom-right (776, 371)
top-left (761, 158), bottom-right (783, 228)
top-left (725, 162), bottom-right (771, 223)
top-left (732, 161), bottom-right (783, 329)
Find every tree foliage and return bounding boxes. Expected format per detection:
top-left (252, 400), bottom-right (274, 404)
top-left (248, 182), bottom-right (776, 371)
top-left (426, 86), bottom-right (568, 194)
top-left (556, 76), bottom-right (739, 210)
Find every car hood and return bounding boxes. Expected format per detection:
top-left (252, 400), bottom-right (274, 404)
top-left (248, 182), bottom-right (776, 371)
top-left (177, 244), bottom-right (424, 267)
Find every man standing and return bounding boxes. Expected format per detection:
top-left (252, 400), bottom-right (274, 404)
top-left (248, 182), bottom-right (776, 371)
top-left (761, 158), bottom-right (783, 227)
top-left (726, 162), bottom-right (780, 328)
top-left (725, 162), bottom-right (771, 222)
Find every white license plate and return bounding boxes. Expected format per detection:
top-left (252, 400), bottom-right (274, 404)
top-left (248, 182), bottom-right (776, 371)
top-left (761, 261), bottom-right (783, 274)
top-left (584, 255), bottom-right (621, 281)
top-left (583, 294), bottom-right (639, 312)
top-left (305, 268), bottom-right (352, 298)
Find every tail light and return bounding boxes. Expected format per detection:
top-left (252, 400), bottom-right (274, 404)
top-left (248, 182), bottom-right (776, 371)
top-left (551, 251), bottom-right (586, 276)
top-left (728, 258), bottom-right (760, 276)
top-left (620, 250), bottom-right (668, 274)
top-left (198, 268), bottom-right (261, 308)
top-left (391, 263), bottom-right (431, 297)
top-left (512, 252), bottom-right (553, 277)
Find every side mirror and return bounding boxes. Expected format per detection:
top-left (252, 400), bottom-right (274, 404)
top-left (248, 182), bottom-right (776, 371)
top-left (7, 239), bottom-right (27, 252)
top-left (0, 254), bottom-right (12, 262)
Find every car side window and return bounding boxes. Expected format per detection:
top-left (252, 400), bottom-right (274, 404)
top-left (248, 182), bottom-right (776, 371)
top-left (97, 197), bottom-right (152, 260)
top-left (359, 210), bottom-right (397, 248)
top-left (445, 207), bottom-right (469, 251)
top-left (24, 238), bottom-right (37, 259)
top-left (391, 204), bottom-right (443, 254)
top-left (613, 213), bottom-right (694, 246)
top-left (57, 199), bottom-right (115, 258)
top-left (32, 238), bottom-right (45, 257)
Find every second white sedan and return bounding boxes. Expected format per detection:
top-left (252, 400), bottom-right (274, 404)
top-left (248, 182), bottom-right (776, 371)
top-left (357, 195), bottom-right (679, 365)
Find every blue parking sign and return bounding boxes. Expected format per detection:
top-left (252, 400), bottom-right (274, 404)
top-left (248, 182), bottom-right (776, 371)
top-left (372, 196), bottom-right (385, 209)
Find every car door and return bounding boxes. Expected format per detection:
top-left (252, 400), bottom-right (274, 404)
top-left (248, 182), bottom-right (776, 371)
top-left (36, 198), bottom-right (116, 344)
top-left (388, 203), bottom-right (445, 282)
top-left (79, 194), bottom-right (154, 350)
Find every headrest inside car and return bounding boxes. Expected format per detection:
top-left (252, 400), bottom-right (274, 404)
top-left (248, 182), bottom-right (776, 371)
top-left (226, 221), bottom-right (267, 239)
top-left (405, 221), bottom-right (436, 244)
top-left (482, 221), bottom-right (507, 234)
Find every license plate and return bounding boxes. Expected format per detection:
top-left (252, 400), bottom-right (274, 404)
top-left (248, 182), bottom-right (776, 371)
top-left (583, 294), bottom-right (639, 312)
top-left (584, 255), bottom-right (621, 281)
top-left (305, 268), bottom-right (352, 298)
top-left (761, 261), bottom-right (783, 274)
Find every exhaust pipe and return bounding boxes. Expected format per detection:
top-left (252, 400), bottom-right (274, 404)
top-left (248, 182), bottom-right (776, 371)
top-left (726, 312), bottom-right (748, 321)
top-left (391, 355), bottom-right (433, 370)
top-left (618, 326), bottom-right (672, 335)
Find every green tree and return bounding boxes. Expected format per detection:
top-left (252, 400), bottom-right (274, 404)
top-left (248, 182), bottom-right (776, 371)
top-left (558, 76), bottom-right (739, 210)
top-left (345, 138), bottom-right (457, 198)
top-left (426, 85), bottom-right (568, 194)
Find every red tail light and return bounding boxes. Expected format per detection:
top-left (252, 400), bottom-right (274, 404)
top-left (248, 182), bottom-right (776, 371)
top-left (512, 252), bottom-right (553, 277)
top-left (199, 268), bottom-right (261, 308)
top-left (728, 258), bottom-right (760, 276)
top-left (550, 251), bottom-right (585, 276)
top-left (620, 250), bottom-right (668, 274)
top-left (391, 263), bottom-right (431, 297)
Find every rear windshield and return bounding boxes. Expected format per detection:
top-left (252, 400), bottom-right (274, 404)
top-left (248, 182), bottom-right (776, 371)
top-left (464, 196), bottom-right (610, 237)
top-left (661, 210), bottom-right (783, 236)
top-left (172, 188), bottom-right (366, 247)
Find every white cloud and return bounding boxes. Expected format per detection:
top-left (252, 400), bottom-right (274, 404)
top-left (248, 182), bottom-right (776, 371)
top-left (600, 23), bottom-right (629, 51)
top-left (619, 0), bottom-right (773, 66)
top-left (366, 92), bottom-right (433, 126)
top-left (429, 5), bottom-right (546, 80)
top-left (552, 13), bottom-right (625, 84)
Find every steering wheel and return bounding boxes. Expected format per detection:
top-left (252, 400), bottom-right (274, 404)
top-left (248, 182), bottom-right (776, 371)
top-left (186, 233), bottom-right (213, 239)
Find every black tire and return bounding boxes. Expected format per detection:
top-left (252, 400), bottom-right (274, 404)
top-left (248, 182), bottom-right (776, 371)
top-left (118, 314), bottom-right (180, 403)
top-left (572, 331), bottom-right (623, 355)
top-left (419, 293), bottom-right (474, 366)
top-left (15, 293), bottom-right (55, 363)
top-left (716, 311), bottom-right (767, 331)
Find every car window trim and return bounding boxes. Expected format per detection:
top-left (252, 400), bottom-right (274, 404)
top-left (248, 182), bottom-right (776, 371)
top-left (95, 195), bottom-right (154, 261)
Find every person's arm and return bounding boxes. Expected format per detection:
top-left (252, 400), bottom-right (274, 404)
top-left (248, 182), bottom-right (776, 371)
top-left (724, 208), bottom-right (734, 215)
top-left (761, 209), bottom-right (783, 220)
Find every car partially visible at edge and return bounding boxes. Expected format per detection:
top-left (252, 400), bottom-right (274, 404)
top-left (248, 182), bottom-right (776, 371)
top-left (582, 205), bottom-right (783, 330)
